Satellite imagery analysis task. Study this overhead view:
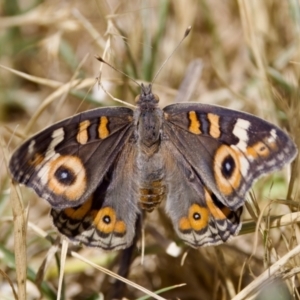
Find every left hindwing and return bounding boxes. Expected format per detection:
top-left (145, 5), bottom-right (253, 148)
top-left (163, 103), bottom-right (297, 210)
top-left (9, 107), bottom-right (134, 209)
top-left (50, 141), bottom-right (141, 251)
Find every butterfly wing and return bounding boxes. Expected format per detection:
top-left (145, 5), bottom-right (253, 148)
top-left (9, 107), bottom-right (134, 209)
top-left (164, 103), bottom-right (297, 210)
top-left (162, 103), bottom-right (297, 247)
top-left (162, 140), bottom-right (243, 247)
top-left (51, 141), bottom-right (141, 250)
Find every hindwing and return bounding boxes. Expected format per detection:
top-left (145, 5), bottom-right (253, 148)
top-left (51, 142), bottom-right (141, 250)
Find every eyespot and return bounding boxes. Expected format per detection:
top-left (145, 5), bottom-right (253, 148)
top-left (189, 204), bottom-right (209, 231)
top-left (92, 207), bottom-right (126, 235)
top-left (47, 155), bottom-right (87, 201)
top-left (221, 155), bottom-right (235, 179)
top-left (179, 204), bottom-right (209, 232)
top-left (193, 212), bottom-right (201, 220)
top-left (103, 215), bottom-right (111, 224)
top-left (54, 166), bottom-right (76, 185)
top-left (213, 145), bottom-right (241, 196)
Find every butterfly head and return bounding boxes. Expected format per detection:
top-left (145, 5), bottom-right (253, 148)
top-left (135, 84), bottom-right (159, 109)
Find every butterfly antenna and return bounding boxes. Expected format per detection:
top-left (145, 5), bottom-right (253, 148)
top-left (151, 26), bottom-right (192, 85)
top-left (95, 56), bottom-right (141, 88)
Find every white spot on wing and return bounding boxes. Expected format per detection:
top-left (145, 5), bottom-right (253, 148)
top-left (283, 148), bottom-right (289, 154)
top-left (37, 153), bottom-right (60, 185)
top-left (270, 129), bottom-right (277, 139)
top-left (267, 129), bottom-right (277, 144)
top-left (36, 128), bottom-right (65, 185)
top-left (233, 119), bottom-right (251, 152)
top-left (45, 128), bottom-right (65, 159)
top-left (277, 153), bottom-right (285, 161)
top-left (266, 159), bottom-right (277, 166)
top-left (256, 165), bottom-right (264, 171)
top-left (238, 154), bottom-right (250, 177)
top-left (230, 144), bottom-right (250, 177)
top-left (28, 140), bottom-right (36, 154)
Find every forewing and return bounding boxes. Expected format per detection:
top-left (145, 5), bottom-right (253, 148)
top-left (9, 107), bottom-right (134, 209)
top-left (163, 103), bottom-right (297, 210)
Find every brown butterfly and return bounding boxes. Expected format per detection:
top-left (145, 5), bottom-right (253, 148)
top-left (9, 82), bottom-right (297, 250)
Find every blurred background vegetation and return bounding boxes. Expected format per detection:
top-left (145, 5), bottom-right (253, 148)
top-left (0, 0), bottom-right (300, 299)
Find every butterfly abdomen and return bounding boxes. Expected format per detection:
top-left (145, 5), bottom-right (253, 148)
top-left (139, 179), bottom-right (166, 212)
top-left (136, 142), bottom-right (167, 212)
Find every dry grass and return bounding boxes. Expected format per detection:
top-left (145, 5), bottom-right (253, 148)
top-left (0, 0), bottom-right (300, 299)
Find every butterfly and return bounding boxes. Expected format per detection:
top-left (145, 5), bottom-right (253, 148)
top-left (9, 83), bottom-right (297, 250)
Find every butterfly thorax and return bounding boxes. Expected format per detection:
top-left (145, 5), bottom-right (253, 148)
top-left (134, 84), bottom-right (166, 211)
top-left (134, 84), bottom-right (163, 149)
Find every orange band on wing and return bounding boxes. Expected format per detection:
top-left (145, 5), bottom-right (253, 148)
top-left (207, 113), bottom-right (221, 138)
top-left (64, 197), bottom-right (93, 219)
top-left (188, 111), bottom-right (201, 134)
top-left (205, 189), bottom-right (230, 220)
top-left (98, 116), bottom-right (109, 139)
top-left (77, 120), bottom-right (90, 144)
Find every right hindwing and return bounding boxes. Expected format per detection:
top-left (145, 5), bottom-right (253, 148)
top-left (162, 139), bottom-right (243, 248)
